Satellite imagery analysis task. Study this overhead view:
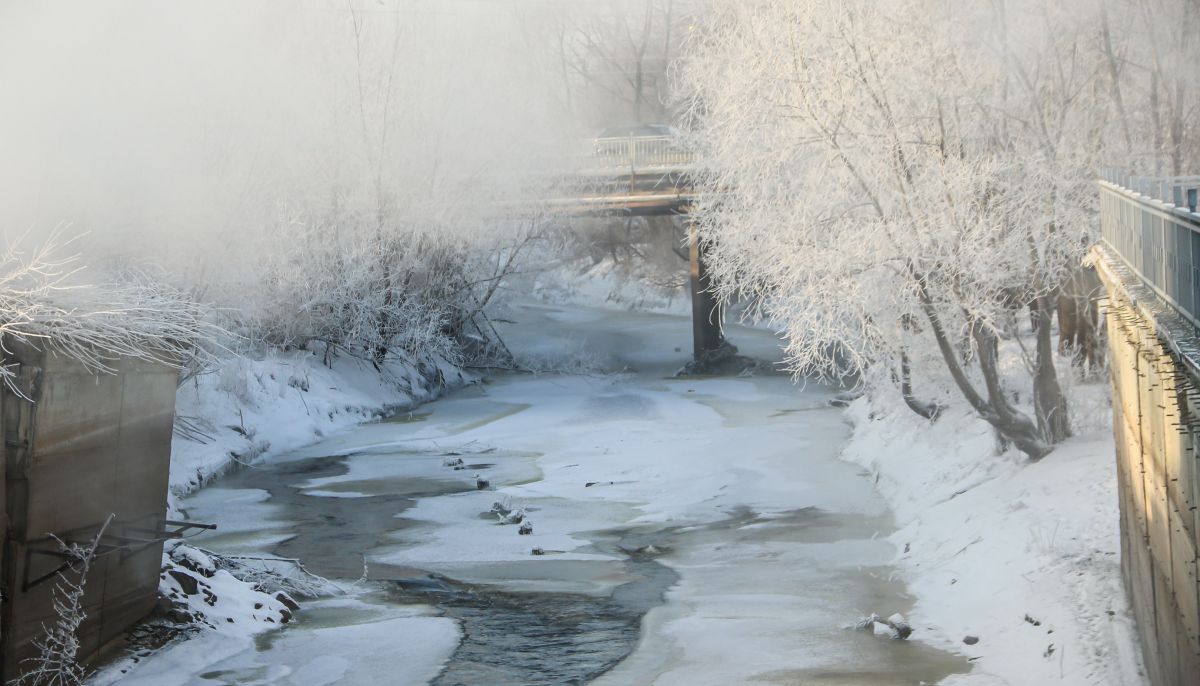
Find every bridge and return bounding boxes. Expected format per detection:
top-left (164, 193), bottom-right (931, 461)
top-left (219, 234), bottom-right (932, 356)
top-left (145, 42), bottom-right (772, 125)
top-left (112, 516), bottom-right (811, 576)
top-left (1094, 169), bottom-right (1200, 686)
top-left (547, 134), bottom-right (700, 216)
top-left (545, 133), bottom-right (731, 370)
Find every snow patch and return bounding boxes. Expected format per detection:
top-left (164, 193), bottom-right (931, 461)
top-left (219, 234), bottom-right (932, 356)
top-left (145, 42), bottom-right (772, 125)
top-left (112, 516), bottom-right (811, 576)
top-left (170, 349), bottom-right (470, 499)
top-left (841, 391), bottom-right (1148, 685)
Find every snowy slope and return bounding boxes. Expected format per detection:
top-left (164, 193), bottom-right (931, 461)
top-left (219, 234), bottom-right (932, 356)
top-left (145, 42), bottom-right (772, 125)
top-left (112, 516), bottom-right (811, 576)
top-left (520, 254), bottom-right (692, 316)
top-left (91, 349), bottom-right (471, 684)
top-left (841, 394), bottom-right (1148, 685)
top-left (169, 350), bottom-right (470, 499)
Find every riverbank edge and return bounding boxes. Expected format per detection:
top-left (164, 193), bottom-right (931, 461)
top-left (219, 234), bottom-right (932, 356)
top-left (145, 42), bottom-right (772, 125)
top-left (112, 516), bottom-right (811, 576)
top-left (839, 394), bottom-right (1148, 685)
top-left (89, 349), bottom-right (473, 685)
top-left (168, 348), bottom-right (474, 501)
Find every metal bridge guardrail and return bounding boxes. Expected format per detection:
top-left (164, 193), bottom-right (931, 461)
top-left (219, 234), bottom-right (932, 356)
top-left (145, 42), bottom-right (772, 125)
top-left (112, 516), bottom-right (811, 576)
top-left (589, 135), bottom-right (695, 172)
top-left (1099, 168), bottom-right (1200, 329)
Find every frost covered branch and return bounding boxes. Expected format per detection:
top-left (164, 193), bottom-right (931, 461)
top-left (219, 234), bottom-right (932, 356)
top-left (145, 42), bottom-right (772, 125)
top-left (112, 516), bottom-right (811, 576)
top-left (190, 547), bottom-right (344, 599)
top-left (18, 515), bottom-right (114, 686)
top-left (678, 0), bottom-right (1199, 457)
top-left (0, 231), bottom-right (215, 388)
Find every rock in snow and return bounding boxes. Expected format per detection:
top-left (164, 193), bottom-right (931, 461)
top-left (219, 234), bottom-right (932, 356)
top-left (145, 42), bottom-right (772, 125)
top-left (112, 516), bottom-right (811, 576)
top-left (886, 613), bottom-right (913, 640)
top-left (854, 612), bottom-right (912, 640)
top-left (497, 508), bottom-right (526, 525)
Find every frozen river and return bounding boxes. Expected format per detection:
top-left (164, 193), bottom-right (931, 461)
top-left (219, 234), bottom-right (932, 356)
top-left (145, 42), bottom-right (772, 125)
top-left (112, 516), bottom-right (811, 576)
top-left (122, 304), bottom-right (967, 685)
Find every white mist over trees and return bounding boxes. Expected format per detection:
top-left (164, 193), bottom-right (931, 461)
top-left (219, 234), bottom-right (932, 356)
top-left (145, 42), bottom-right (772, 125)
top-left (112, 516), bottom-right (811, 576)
top-left (542, 0), bottom-right (702, 126)
top-left (6, 0), bottom-right (1187, 459)
top-left (533, 0), bottom-right (709, 295)
top-left (0, 0), bottom-right (642, 369)
top-left (681, 0), bottom-right (1200, 457)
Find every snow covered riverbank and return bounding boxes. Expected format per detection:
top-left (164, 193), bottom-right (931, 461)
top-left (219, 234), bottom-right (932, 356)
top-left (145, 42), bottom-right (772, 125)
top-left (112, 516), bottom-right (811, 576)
top-left (169, 350), bottom-right (470, 498)
top-left (91, 349), bottom-right (471, 684)
top-left (99, 304), bottom-right (970, 685)
top-left (93, 303), bottom-right (1150, 686)
top-left (842, 394), bottom-right (1148, 685)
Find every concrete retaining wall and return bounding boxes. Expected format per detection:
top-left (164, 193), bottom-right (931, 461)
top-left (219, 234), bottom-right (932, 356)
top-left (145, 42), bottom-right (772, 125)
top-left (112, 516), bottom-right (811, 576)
top-left (0, 341), bottom-right (178, 681)
top-left (1097, 248), bottom-right (1200, 686)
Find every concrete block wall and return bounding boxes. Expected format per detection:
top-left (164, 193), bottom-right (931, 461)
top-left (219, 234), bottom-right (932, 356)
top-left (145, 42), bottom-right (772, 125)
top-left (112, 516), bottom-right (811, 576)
top-left (1099, 251), bottom-right (1200, 686)
top-left (0, 341), bottom-right (178, 682)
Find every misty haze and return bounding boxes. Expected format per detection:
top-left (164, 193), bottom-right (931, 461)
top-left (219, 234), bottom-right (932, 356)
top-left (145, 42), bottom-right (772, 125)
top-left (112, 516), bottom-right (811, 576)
top-left (0, 1), bottom-right (1195, 685)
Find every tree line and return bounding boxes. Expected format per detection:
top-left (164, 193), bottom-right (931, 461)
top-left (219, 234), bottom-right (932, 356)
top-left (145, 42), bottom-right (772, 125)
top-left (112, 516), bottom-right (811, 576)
top-left (680, 0), bottom-right (1199, 457)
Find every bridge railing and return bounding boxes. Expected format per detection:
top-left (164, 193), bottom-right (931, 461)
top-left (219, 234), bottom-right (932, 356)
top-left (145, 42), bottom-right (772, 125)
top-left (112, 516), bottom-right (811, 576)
top-left (1099, 168), bottom-right (1200, 327)
top-left (589, 135), bottom-right (695, 173)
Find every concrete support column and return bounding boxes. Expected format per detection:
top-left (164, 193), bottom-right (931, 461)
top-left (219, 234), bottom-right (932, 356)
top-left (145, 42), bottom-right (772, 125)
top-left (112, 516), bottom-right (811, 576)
top-left (687, 220), bottom-right (726, 364)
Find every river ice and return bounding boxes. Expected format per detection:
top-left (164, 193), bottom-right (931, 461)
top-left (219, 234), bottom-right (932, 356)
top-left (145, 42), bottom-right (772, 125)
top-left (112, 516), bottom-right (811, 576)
top-left (101, 304), bottom-right (967, 684)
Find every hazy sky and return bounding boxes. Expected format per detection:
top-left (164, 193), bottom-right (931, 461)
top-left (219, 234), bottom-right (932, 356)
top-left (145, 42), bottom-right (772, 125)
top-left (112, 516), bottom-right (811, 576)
top-left (0, 1), bottom-right (592, 270)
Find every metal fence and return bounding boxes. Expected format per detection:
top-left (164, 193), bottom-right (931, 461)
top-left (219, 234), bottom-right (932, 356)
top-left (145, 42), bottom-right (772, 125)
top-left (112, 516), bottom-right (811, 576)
top-left (590, 135), bottom-right (695, 172)
top-left (1098, 169), bottom-right (1200, 327)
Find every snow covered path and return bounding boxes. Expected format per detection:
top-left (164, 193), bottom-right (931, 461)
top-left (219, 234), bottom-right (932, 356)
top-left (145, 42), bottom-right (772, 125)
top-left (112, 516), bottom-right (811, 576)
top-left (113, 305), bottom-right (967, 684)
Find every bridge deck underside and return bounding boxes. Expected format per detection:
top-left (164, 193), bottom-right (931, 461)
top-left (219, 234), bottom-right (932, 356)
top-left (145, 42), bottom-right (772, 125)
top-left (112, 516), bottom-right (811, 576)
top-left (545, 169), bottom-right (726, 365)
top-left (547, 169), bottom-right (696, 217)
top-left (544, 194), bottom-right (692, 217)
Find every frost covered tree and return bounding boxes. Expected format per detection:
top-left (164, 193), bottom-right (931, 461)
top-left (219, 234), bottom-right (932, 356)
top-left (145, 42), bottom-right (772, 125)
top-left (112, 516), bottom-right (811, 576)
top-left (3, 2), bottom-right (575, 375)
top-left (680, 0), bottom-right (1197, 458)
top-left (210, 1), bottom-right (554, 368)
top-left (521, 1), bottom-right (710, 304)
top-left (0, 231), bottom-right (210, 388)
top-left (544, 0), bottom-right (701, 126)
top-left (1096, 0), bottom-right (1200, 175)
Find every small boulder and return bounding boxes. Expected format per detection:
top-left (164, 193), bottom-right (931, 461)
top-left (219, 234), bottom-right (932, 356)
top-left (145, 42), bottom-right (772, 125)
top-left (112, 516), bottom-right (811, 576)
top-left (963, 635), bottom-right (979, 645)
top-left (167, 607), bottom-right (197, 624)
top-left (170, 546), bottom-right (217, 578)
top-left (275, 592), bottom-right (301, 612)
top-left (518, 520), bottom-right (533, 535)
top-left (498, 508), bottom-right (526, 525)
top-left (167, 569), bottom-right (200, 596)
top-left (854, 612), bottom-right (911, 639)
top-left (886, 613), bottom-right (912, 640)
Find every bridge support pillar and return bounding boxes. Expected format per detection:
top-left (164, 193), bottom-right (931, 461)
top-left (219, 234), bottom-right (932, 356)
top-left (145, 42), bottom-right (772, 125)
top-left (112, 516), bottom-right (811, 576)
top-left (688, 221), bottom-right (733, 367)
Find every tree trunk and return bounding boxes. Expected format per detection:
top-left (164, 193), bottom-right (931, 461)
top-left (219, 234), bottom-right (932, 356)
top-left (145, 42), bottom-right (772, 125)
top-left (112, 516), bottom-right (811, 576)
top-left (916, 277), bottom-right (1051, 459)
top-left (895, 350), bottom-right (942, 421)
top-left (1033, 294), bottom-right (1071, 442)
top-left (1058, 265), bottom-right (1102, 371)
top-left (375, 247), bottom-right (394, 365)
top-left (968, 321), bottom-right (1050, 459)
